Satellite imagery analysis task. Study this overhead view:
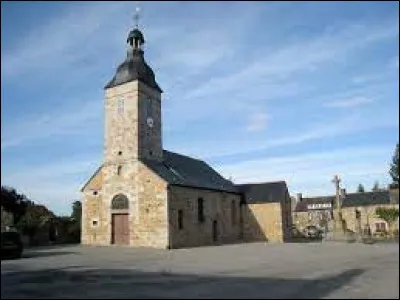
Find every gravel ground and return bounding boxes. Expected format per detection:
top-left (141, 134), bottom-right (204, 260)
top-left (1, 242), bottom-right (398, 299)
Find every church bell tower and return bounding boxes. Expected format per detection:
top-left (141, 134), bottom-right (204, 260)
top-left (103, 15), bottom-right (163, 167)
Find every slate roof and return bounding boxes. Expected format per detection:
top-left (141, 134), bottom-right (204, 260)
top-left (142, 150), bottom-right (239, 193)
top-left (294, 190), bottom-right (398, 212)
top-left (341, 191), bottom-right (395, 207)
top-left (236, 181), bottom-right (289, 204)
top-left (105, 49), bottom-right (162, 91)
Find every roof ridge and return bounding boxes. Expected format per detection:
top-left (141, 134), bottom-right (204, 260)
top-left (345, 190), bottom-right (388, 196)
top-left (163, 149), bottom-right (202, 161)
top-left (237, 180), bottom-right (287, 186)
top-left (303, 190), bottom-right (389, 199)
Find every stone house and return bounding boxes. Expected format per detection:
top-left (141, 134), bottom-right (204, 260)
top-left (80, 24), bottom-right (292, 249)
top-left (293, 187), bottom-right (399, 235)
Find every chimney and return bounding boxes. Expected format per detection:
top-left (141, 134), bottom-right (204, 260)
top-left (340, 188), bottom-right (346, 198)
top-left (297, 193), bottom-right (302, 202)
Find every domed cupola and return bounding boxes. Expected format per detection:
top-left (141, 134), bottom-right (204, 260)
top-left (105, 22), bottom-right (162, 92)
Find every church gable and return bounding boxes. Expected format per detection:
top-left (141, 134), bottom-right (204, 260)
top-left (80, 165), bottom-right (103, 192)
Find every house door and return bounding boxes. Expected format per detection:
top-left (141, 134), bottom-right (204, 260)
top-left (111, 213), bottom-right (129, 245)
top-left (212, 220), bottom-right (218, 242)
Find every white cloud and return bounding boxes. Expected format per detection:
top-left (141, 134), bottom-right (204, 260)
top-left (183, 21), bottom-right (399, 101)
top-left (1, 98), bottom-right (102, 150)
top-left (324, 96), bottom-right (374, 108)
top-left (168, 112), bottom-right (399, 160)
top-left (246, 112), bottom-right (269, 132)
top-left (1, 155), bottom-right (100, 215)
top-left (1, 2), bottom-right (131, 79)
top-left (352, 74), bottom-right (381, 84)
top-left (215, 145), bottom-right (392, 196)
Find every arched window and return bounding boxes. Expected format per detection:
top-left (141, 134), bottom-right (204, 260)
top-left (111, 194), bottom-right (129, 210)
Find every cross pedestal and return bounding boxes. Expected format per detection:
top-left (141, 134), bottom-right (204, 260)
top-left (324, 175), bottom-right (355, 242)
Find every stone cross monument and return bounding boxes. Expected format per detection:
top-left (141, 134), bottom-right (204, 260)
top-left (331, 174), bottom-right (345, 233)
top-left (332, 174), bottom-right (342, 212)
top-left (325, 174), bottom-right (354, 242)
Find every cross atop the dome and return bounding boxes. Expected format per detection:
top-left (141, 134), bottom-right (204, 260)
top-left (133, 4), bottom-right (141, 28)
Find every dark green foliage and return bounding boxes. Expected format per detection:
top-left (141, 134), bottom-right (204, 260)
top-left (372, 181), bottom-right (382, 192)
top-left (375, 207), bottom-right (399, 224)
top-left (389, 143), bottom-right (399, 184)
top-left (1, 186), bottom-right (82, 244)
top-left (16, 204), bottom-right (54, 237)
top-left (1, 186), bottom-right (30, 225)
top-left (68, 200), bottom-right (82, 243)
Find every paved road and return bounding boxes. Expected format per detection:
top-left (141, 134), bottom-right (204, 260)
top-left (1, 242), bottom-right (399, 299)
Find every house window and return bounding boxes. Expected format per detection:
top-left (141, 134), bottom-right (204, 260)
top-left (231, 200), bottom-right (236, 225)
top-left (118, 151), bottom-right (122, 156)
top-left (198, 198), bottom-right (204, 223)
top-left (93, 191), bottom-right (98, 196)
top-left (117, 165), bottom-right (122, 176)
top-left (375, 222), bottom-right (387, 232)
top-left (178, 210), bottom-right (184, 230)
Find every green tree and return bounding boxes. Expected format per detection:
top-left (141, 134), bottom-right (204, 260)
top-left (16, 203), bottom-right (55, 239)
top-left (1, 186), bottom-right (29, 225)
top-left (69, 201), bottom-right (82, 243)
top-left (357, 184), bottom-right (365, 193)
top-left (389, 143), bottom-right (399, 185)
top-left (372, 181), bottom-right (381, 192)
top-left (375, 207), bottom-right (399, 236)
top-left (71, 201), bottom-right (82, 223)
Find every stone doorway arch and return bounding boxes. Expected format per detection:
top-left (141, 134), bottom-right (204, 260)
top-left (111, 194), bottom-right (130, 245)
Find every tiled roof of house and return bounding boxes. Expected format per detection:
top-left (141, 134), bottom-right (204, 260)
top-left (341, 191), bottom-right (396, 207)
top-left (236, 181), bottom-right (289, 204)
top-left (142, 150), bottom-right (239, 193)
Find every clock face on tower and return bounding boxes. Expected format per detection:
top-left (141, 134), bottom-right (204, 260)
top-left (147, 117), bottom-right (154, 128)
top-left (146, 98), bottom-right (153, 128)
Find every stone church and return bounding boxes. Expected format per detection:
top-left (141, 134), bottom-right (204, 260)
top-left (81, 23), bottom-right (292, 249)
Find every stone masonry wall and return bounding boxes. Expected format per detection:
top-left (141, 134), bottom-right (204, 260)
top-left (292, 210), bottom-right (332, 232)
top-left (81, 168), bottom-right (108, 245)
top-left (134, 162), bottom-right (168, 248)
top-left (243, 203), bottom-right (285, 243)
top-left (82, 162), bottom-right (169, 248)
top-left (293, 204), bottom-right (399, 235)
top-left (82, 79), bottom-right (167, 248)
top-left (341, 204), bottom-right (399, 234)
top-left (168, 186), bottom-right (242, 249)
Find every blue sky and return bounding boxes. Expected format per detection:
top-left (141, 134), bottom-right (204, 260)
top-left (1, 1), bottom-right (399, 216)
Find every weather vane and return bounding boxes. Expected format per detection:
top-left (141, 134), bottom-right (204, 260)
top-left (133, 2), bottom-right (141, 28)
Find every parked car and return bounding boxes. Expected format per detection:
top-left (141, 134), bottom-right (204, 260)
top-left (303, 226), bottom-right (322, 239)
top-left (1, 231), bottom-right (23, 259)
